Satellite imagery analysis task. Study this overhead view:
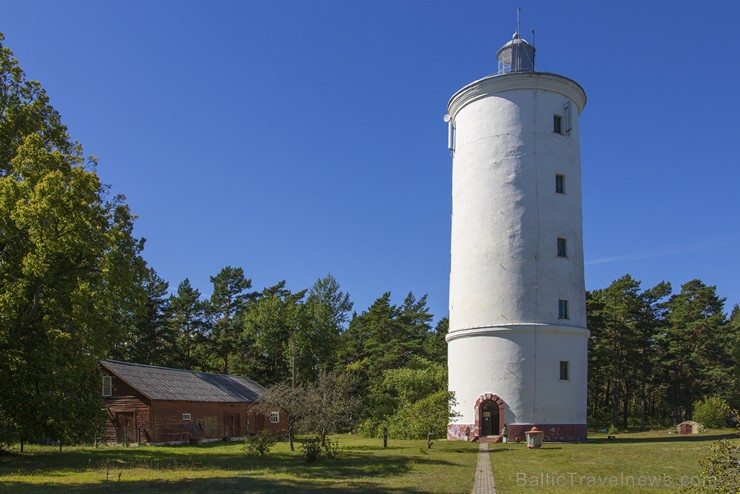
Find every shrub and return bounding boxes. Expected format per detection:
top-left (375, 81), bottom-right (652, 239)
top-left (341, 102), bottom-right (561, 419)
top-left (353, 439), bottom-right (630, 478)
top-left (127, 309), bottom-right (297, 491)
top-left (300, 435), bottom-right (322, 463)
top-left (299, 435), bottom-right (340, 462)
top-left (693, 396), bottom-right (732, 429)
top-left (386, 390), bottom-right (453, 440)
top-left (356, 418), bottom-right (382, 438)
top-left (680, 440), bottom-right (739, 493)
top-left (323, 438), bottom-right (340, 458)
top-left (243, 430), bottom-right (277, 457)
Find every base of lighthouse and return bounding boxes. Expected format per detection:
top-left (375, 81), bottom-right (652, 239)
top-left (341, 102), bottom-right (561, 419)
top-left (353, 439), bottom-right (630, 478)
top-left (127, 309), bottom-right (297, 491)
top-left (446, 325), bottom-right (588, 442)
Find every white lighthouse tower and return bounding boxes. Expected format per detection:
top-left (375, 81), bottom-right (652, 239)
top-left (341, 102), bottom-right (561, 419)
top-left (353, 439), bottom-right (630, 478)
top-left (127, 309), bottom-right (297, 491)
top-left (445, 27), bottom-right (589, 442)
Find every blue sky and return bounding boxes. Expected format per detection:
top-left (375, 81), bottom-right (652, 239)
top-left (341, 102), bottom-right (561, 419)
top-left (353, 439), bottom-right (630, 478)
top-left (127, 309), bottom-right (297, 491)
top-left (4, 1), bottom-right (739, 322)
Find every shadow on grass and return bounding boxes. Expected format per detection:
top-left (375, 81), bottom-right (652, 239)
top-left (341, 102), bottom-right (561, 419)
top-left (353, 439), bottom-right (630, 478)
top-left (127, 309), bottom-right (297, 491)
top-left (587, 432), bottom-right (738, 444)
top-left (0, 475), bottom-right (428, 493)
top-left (0, 441), bottom-right (467, 489)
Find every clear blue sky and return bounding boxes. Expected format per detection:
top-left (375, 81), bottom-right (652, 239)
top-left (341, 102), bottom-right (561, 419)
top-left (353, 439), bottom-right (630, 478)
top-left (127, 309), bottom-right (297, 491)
top-left (4, 1), bottom-right (739, 322)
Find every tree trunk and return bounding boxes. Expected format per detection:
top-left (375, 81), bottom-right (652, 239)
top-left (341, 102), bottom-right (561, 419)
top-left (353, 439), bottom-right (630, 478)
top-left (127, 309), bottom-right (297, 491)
top-left (640, 383), bottom-right (647, 431)
top-left (622, 384), bottom-right (629, 430)
top-left (291, 335), bottom-right (297, 390)
top-left (612, 380), bottom-right (620, 428)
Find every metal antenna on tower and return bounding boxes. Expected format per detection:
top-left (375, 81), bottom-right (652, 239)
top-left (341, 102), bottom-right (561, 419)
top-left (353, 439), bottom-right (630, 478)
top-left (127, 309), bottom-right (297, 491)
top-left (516, 8), bottom-right (521, 39)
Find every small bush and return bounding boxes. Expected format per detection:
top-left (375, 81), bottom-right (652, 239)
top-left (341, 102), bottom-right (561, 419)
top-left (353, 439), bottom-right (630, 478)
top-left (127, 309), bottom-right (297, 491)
top-left (301, 435), bottom-right (322, 463)
top-left (299, 435), bottom-right (340, 462)
top-left (356, 419), bottom-right (381, 438)
top-left (679, 440), bottom-right (739, 493)
top-left (693, 396), bottom-right (732, 429)
top-left (323, 438), bottom-right (340, 458)
top-left (243, 430), bottom-right (277, 457)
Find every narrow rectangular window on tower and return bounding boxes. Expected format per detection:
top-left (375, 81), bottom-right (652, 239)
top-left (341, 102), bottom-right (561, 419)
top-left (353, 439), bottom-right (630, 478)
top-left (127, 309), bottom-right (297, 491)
top-left (553, 114), bottom-right (563, 134)
top-left (558, 299), bottom-right (569, 320)
top-left (560, 361), bottom-right (569, 380)
top-left (557, 238), bottom-right (567, 258)
top-left (555, 174), bottom-right (565, 194)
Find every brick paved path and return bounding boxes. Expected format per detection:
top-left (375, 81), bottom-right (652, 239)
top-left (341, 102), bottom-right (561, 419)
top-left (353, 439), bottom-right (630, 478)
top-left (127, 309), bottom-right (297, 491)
top-left (471, 441), bottom-right (496, 494)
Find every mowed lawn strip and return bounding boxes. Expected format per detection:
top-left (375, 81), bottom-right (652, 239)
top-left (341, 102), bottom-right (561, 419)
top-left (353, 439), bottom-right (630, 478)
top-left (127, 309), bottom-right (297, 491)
top-left (489, 430), bottom-right (739, 493)
top-left (0, 434), bottom-right (479, 494)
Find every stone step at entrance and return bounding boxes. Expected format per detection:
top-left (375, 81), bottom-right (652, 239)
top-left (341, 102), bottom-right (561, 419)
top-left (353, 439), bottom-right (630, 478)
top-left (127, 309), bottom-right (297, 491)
top-left (477, 435), bottom-right (503, 443)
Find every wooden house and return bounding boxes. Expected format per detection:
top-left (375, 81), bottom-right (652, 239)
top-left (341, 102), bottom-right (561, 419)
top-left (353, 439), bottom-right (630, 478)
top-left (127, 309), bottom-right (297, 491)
top-left (99, 360), bottom-right (285, 445)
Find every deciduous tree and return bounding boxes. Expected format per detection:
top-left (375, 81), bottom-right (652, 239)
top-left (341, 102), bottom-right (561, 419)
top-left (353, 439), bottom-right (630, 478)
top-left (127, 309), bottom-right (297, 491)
top-left (0, 34), bottom-right (145, 443)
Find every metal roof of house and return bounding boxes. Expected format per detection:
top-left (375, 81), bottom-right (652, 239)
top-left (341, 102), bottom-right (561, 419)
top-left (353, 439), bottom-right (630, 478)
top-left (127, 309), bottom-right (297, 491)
top-left (100, 360), bottom-right (266, 403)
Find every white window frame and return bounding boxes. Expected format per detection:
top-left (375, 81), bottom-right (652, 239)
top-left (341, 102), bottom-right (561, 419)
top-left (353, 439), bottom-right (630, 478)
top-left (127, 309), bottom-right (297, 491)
top-left (102, 375), bottom-right (112, 397)
top-left (269, 411), bottom-right (280, 424)
top-left (182, 413), bottom-right (192, 421)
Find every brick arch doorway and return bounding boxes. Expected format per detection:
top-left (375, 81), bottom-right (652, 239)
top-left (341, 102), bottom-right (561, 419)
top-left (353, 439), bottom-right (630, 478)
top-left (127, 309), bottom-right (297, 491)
top-left (475, 394), bottom-right (505, 437)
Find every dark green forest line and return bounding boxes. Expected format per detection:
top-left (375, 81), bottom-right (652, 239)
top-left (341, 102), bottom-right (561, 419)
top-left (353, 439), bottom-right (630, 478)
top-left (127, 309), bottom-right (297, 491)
top-left (1, 34), bottom-right (737, 449)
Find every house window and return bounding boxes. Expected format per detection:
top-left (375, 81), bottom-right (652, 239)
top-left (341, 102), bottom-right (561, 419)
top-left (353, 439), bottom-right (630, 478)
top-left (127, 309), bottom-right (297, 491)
top-left (269, 412), bottom-right (280, 424)
top-left (560, 361), bottom-right (569, 380)
top-left (558, 299), bottom-right (569, 320)
top-left (102, 376), bottom-right (112, 397)
top-left (555, 174), bottom-right (565, 194)
top-left (553, 114), bottom-right (563, 134)
top-left (557, 238), bottom-right (567, 258)
top-left (182, 413), bottom-right (191, 421)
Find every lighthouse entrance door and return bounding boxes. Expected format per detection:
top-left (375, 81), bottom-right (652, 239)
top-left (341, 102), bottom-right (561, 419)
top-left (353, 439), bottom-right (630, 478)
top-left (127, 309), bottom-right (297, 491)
top-left (480, 401), bottom-right (500, 436)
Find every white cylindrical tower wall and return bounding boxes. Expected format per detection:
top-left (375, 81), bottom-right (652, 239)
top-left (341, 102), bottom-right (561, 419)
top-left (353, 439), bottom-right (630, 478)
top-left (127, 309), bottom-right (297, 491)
top-left (446, 71), bottom-right (589, 442)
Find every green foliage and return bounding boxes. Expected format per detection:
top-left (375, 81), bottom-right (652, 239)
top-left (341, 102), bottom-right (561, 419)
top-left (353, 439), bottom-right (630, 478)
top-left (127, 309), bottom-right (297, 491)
top-left (323, 437), bottom-right (340, 458)
top-left (386, 390), bottom-right (455, 440)
top-left (299, 435), bottom-right (340, 462)
top-left (587, 275), bottom-right (737, 430)
top-left (168, 278), bottom-right (207, 371)
top-left (301, 371), bottom-right (360, 440)
top-left (0, 34), bottom-right (146, 445)
top-left (242, 281), bottom-right (308, 386)
top-left (243, 430), bottom-right (277, 457)
top-left (206, 266), bottom-right (255, 374)
top-left (300, 435), bottom-right (323, 462)
top-left (357, 358), bottom-right (452, 440)
top-left (113, 268), bottom-right (172, 366)
top-left (255, 382), bottom-right (303, 451)
top-left (302, 274), bottom-right (353, 381)
top-left (693, 397), bottom-right (733, 429)
top-left (659, 281), bottom-right (734, 423)
top-left (423, 317), bottom-right (448, 365)
top-left (356, 418), bottom-right (382, 438)
top-left (367, 357), bottom-right (446, 423)
top-left (680, 440), bottom-right (739, 494)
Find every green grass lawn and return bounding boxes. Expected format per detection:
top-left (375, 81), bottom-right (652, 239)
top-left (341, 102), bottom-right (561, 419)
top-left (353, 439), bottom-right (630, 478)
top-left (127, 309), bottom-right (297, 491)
top-left (489, 430), bottom-right (739, 493)
top-left (0, 434), bottom-right (479, 493)
top-left (0, 430), bottom-right (737, 493)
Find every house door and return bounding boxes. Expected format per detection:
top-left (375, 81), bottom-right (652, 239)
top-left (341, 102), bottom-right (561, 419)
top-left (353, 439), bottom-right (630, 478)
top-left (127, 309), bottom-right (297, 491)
top-left (114, 412), bottom-right (136, 445)
top-left (480, 401), bottom-right (500, 436)
top-left (224, 413), bottom-right (240, 438)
